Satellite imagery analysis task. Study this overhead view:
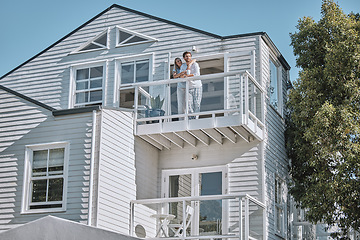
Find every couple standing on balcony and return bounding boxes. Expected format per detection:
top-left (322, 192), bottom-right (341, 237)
top-left (172, 51), bottom-right (202, 119)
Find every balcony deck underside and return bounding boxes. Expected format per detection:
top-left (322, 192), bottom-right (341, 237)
top-left (136, 114), bottom-right (263, 150)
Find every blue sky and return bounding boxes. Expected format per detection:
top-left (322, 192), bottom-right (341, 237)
top-left (0, 0), bottom-right (359, 81)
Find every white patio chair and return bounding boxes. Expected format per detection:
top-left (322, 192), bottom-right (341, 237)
top-left (169, 205), bottom-right (194, 237)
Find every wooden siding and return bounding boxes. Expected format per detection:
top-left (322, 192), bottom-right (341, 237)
top-left (96, 109), bottom-right (135, 234)
top-left (126, 136), bottom-right (160, 238)
top-left (135, 137), bottom-right (159, 200)
top-left (264, 106), bottom-right (287, 240)
top-left (0, 88), bottom-right (94, 232)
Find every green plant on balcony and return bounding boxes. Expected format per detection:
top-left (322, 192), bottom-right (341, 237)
top-left (145, 95), bottom-right (165, 120)
top-left (150, 95), bottom-right (164, 110)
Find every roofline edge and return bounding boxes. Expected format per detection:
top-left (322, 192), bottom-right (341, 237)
top-left (52, 106), bottom-right (101, 116)
top-left (0, 84), bottom-right (56, 111)
top-left (0, 5), bottom-right (115, 80)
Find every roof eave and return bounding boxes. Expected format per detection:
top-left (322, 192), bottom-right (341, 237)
top-left (261, 33), bottom-right (291, 70)
top-left (0, 84), bottom-right (55, 111)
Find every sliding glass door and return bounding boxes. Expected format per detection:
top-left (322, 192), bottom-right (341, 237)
top-left (199, 171), bottom-right (223, 235)
top-left (163, 166), bottom-right (227, 236)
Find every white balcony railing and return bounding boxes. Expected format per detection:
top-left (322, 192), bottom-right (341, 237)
top-left (130, 194), bottom-right (265, 240)
top-left (124, 71), bottom-right (264, 141)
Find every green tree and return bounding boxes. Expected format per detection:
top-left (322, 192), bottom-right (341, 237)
top-left (287, 0), bottom-right (360, 237)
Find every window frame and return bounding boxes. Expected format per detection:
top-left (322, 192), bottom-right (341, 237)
top-left (69, 60), bottom-right (107, 108)
top-left (161, 165), bottom-right (229, 236)
top-left (21, 142), bottom-right (69, 214)
top-left (116, 26), bottom-right (157, 48)
top-left (113, 53), bottom-right (154, 106)
top-left (274, 175), bottom-right (286, 238)
top-left (71, 28), bottom-right (110, 54)
top-left (269, 56), bottom-right (282, 115)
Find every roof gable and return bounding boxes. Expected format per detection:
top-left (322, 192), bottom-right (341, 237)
top-left (0, 4), bottom-right (289, 80)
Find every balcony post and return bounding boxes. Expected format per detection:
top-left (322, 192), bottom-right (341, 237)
top-left (185, 80), bottom-right (189, 121)
top-left (251, 81), bottom-right (255, 119)
top-left (129, 202), bottom-right (134, 236)
top-left (251, 50), bottom-right (256, 79)
top-left (244, 196), bottom-right (249, 240)
top-left (244, 74), bottom-right (249, 125)
top-left (224, 53), bottom-right (229, 113)
top-left (134, 86), bottom-right (139, 135)
top-left (239, 197), bottom-right (243, 240)
top-left (182, 200), bottom-right (186, 240)
top-left (166, 83), bottom-right (171, 122)
top-left (239, 75), bottom-right (243, 122)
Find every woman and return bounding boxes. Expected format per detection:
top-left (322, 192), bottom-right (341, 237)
top-left (172, 57), bottom-right (196, 78)
top-left (172, 58), bottom-right (186, 78)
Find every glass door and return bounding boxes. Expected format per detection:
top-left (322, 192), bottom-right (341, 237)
top-left (168, 174), bottom-right (192, 220)
top-left (199, 171), bottom-right (223, 235)
top-left (163, 166), bottom-right (227, 237)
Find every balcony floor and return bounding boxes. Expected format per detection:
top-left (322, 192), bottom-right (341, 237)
top-left (136, 114), bottom-right (263, 150)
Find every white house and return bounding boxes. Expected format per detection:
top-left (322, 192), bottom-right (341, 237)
top-left (0, 4), bottom-right (321, 240)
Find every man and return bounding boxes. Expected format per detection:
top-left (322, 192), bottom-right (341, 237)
top-left (178, 51), bottom-right (202, 119)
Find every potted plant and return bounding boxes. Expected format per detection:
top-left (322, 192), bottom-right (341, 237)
top-left (145, 95), bottom-right (165, 120)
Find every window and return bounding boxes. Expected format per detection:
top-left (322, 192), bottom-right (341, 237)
top-left (116, 26), bottom-right (157, 47)
top-left (22, 142), bottom-right (69, 213)
top-left (115, 55), bottom-right (153, 108)
top-left (73, 29), bottom-right (109, 53)
top-left (275, 177), bottom-right (286, 237)
top-left (269, 59), bottom-right (279, 110)
top-left (120, 60), bottom-right (149, 84)
top-left (71, 63), bottom-right (105, 107)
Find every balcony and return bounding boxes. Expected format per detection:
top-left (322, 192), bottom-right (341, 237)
top-left (129, 194), bottom-right (265, 240)
top-left (125, 71), bottom-right (264, 149)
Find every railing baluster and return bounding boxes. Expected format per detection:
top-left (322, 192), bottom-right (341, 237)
top-left (244, 74), bottom-right (249, 125)
top-left (240, 75), bottom-right (243, 123)
top-left (251, 50), bottom-right (256, 78)
top-left (183, 200), bottom-right (186, 240)
top-left (130, 202), bottom-right (134, 236)
top-left (134, 86), bottom-right (139, 135)
top-left (245, 196), bottom-right (249, 240)
top-left (224, 72), bottom-right (229, 113)
top-left (166, 83), bottom-right (171, 121)
top-left (185, 80), bottom-right (189, 121)
top-left (239, 197), bottom-right (243, 240)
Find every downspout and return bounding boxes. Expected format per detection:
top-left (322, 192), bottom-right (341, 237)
top-left (88, 109), bottom-right (97, 226)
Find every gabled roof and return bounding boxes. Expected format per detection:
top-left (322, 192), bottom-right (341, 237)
top-left (0, 84), bottom-right (101, 116)
top-left (0, 4), bottom-right (289, 81)
top-left (0, 215), bottom-right (139, 240)
top-left (1, 84), bottom-right (135, 116)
